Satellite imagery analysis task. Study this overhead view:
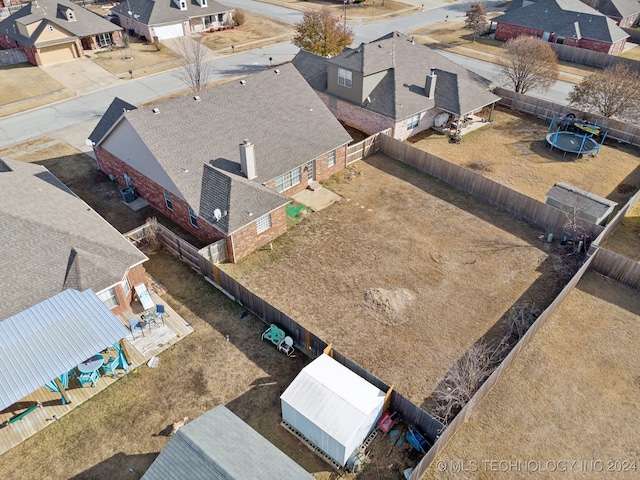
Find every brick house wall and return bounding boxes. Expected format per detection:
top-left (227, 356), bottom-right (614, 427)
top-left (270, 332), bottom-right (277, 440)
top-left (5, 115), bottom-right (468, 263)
top-left (95, 146), bottom-right (292, 263)
top-left (0, 34), bottom-right (18, 49)
top-left (394, 109), bottom-right (440, 141)
top-left (229, 206), bottom-right (287, 262)
top-left (495, 22), bottom-right (623, 55)
top-left (316, 91), bottom-right (395, 136)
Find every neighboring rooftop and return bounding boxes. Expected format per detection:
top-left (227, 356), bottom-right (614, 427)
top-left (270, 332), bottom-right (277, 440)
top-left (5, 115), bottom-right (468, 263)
top-left (293, 32), bottom-right (500, 120)
top-left (111, 0), bottom-right (231, 26)
top-left (0, 159), bottom-right (147, 319)
top-left (1, 0), bottom-right (121, 47)
top-left (141, 405), bottom-right (315, 480)
top-left (495, 0), bottom-right (629, 44)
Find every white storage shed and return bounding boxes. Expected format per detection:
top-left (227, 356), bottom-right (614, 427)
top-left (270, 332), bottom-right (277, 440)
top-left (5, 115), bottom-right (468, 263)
top-left (281, 354), bottom-right (386, 466)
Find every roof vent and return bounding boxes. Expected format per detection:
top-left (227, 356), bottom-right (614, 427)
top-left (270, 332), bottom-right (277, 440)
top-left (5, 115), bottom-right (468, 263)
top-left (193, 95), bottom-right (200, 101)
top-left (239, 80), bottom-right (246, 85)
top-left (152, 107), bottom-right (160, 114)
top-left (274, 68), bottom-right (280, 74)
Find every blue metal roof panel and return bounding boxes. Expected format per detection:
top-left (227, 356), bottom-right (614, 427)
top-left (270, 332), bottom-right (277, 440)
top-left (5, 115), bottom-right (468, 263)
top-left (0, 289), bottom-right (131, 410)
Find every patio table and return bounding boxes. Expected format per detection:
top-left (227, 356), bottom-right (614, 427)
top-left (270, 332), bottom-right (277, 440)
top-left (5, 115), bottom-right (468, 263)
top-left (78, 354), bottom-right (103, 374)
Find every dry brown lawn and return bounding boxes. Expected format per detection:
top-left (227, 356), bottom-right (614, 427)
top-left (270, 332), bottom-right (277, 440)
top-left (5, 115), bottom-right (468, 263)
top-left (408, 107), bottom-right (640, 206)
top-left (0, 64), bottom-right (73, 116)
top-left (601, 200), bottom-right (640, 261)
top-left (619, 44), bottom-right (640, 61)
top-left (221, 153), bottom-right (583, 408)
top-left (200, 12), bottom-right (294, 53)
top-left (89, 40), bottom-right (181, 76)
top-left (421, 271), bottom-right (640, 479)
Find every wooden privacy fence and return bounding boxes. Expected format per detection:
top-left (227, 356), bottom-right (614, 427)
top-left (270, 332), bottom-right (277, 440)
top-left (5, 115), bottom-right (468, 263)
top-left (198, 238), bottom-right (227, 265)
top-left (494, 88), bottom-right (640, 146)
top-left (346, 129), bottom-right (391, 165)
top-left (409, 252), bottom-right (598, 479)
top-left (0, 48), bottom-right (27, 66)
top-left (593, 187), bottom-right (640, 246)
top-left (548, 43), bottom-right (640, 72)
top-left (211, 265), bottom-right (445, 443)
top-left (378, 135), bottom-right (604, 238)
top-left (622, 27), bottom-right (640, 44)
top-left (590, 248), bottom-right (640, 290)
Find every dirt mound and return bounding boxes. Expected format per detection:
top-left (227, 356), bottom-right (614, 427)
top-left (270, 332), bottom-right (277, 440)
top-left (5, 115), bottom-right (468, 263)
top-left (364, 287), bottom-right (414, 325)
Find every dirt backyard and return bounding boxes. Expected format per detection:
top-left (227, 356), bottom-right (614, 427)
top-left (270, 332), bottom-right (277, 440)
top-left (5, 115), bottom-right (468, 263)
top-left (221, 153), bottom-right (585, 410)
top-left (408, 107), bottom-right (640, 207)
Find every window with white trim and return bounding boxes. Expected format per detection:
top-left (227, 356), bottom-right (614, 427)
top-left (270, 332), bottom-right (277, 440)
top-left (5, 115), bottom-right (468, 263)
top-left (48, 25), bottom-right (55, 32)
top-left (338, 68), bottom-right (352, 88)
top-left (408, 114), bottom-right (420, 129)
top-left (188, 207), bottom-right (198, 227)
top-left (122, 277), bottom-right (131, 297)
top-left (97, 33), bottom-right (111, 47)
top-left (327, 150), bottom-right (336, 167)
top-left (275, 167), bottom-right (301, 193)
top-left (256, 213), bottom-right (271, 234)
top-left (164, 190), bottom-right (173, 211)
top-left (98, 287), bottom-right (119, 309)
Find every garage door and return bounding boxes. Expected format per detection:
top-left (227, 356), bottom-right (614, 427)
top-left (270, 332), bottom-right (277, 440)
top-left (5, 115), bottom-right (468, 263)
top-left (38, 44), bottom-right (77, 64)
top-left (154, 23), bottom-right (184, 40)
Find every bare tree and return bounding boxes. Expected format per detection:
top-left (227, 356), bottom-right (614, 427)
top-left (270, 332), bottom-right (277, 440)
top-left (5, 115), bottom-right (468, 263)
top-left (173, 37), bottom-right (214, 93)
top-left (503, 302), bottom-right (540, 344)
top-left (293, 6), bottom-right (354, 58)
top-left (464, 3), bottom-right (489, 42)
top-left (498, 36), bottom-right (559, 94)
top-left (567, 64), bottom-right (640, 122)
top-left (432, 340), bottom-right (507, 424)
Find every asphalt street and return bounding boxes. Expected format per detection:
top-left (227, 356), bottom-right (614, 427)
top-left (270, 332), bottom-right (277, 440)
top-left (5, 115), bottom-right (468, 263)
top-left (0, 0), bottom-right (573, 150)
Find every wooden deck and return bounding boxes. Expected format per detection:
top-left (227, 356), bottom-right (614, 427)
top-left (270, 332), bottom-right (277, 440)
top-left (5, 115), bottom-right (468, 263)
top-left (0, 284), bottom-right (193, 456)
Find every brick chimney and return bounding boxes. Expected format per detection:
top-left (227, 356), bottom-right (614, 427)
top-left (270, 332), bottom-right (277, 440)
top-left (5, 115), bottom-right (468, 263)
top-left (425, 67), bottom-right (437, 99)
top-left (239, 139), bottom-right (257, 180)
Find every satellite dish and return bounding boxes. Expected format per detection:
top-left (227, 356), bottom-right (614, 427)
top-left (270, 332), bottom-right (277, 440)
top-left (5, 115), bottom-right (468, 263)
top-left (213, 208), bottom-right (222, 221)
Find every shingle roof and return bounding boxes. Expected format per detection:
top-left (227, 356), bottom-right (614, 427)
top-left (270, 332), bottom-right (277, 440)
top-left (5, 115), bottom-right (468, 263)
top-left (111, 0), bottom-right (231, 26)
top-left (93, 63), bottom-right (350, 230)
top-left (0, 159), bottom-right (147, 320)
top-left (0, 288), bottom-right (131, 410)
top-left (88, 97), bottom-right (137, 145)
top-left (596, 0), bottom-right (640, 19)
top-left (141, 405), bottom-right (315, 480)
top-left (546, 182), bottom-right (618, 221)
top-left (1, 0), bottom-right (121, 48)
top-left (294, 32), bottom-right (500, 119)
top-left (494, 0), bottom-right (629, 44)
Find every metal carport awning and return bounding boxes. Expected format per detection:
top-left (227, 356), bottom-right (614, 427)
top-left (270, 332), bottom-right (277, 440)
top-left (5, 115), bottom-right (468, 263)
top-left (0, 288), bottom-right (131, 410)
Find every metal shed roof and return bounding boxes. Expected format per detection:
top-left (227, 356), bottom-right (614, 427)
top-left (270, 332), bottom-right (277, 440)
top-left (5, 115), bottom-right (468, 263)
top-left (280, 354), bottom-right (385, 446)
top-left (0, 289), bottom-right (131, 410)
top-left (545, 182), bottom-right (618, 224)
top-left (141, 405), bottom-right (314, 480)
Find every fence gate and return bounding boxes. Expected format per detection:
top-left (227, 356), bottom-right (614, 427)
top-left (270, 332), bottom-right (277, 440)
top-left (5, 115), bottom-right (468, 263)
top-left (346, 130), bottom-right (389, 165)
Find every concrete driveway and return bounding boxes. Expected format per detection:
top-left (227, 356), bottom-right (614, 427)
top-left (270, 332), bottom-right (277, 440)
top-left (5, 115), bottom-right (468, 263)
top-left (40, 57), bottom-right (125, 96)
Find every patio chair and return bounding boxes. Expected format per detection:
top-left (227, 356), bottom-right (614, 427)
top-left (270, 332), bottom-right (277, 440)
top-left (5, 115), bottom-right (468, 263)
top-left (134, 283), bottom-right (155, 311)
top-left (78, 370), bottom-right (100, 388)
top-left (277, 336), bottom-right (296, 357)
top-left (101, 357), bottom-right (119, 377)
top-left (262, 324), bottom-right (285, 345)
top-left (129, 317), bottom-right (145, 339)
top-left (155, 304), bottom-right (167, 325)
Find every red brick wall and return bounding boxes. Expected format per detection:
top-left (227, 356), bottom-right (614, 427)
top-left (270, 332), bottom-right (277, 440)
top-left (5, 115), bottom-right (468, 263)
top-left (314, 145), bottom-right (348, 181)
top-left (112, 30), bottom-right (123, 48)
top-left (495, 22), bottom-right (623, 55)
top-left (495, 23), bottom-right (543, 42)
top-left (316, 91), bottom-right (395, 136)
top-left (0, 34), bottom-right (18, 49)
top-left (95, 146), bottom-right (226, 246)
top-left (229, 206), bottom-right (288, 262)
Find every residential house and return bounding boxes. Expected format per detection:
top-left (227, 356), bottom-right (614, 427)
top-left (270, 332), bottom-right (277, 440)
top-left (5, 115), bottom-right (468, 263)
top-left (592, 0), bottom-right (640, 27)
top-left (292, 31), bottom-right (501, 141)
top-left (141, 405), bottom-right (315, 479)
top-left (494, 0), bottom-right (629, 55)
top-left (0, 158), bottom-right (148, 320)
top-left (88, 64), bottom-right (352, 262)
top-left (0, 0), bottom-right (123, 65)
top-left (111, 0), bottom-right (233, 41)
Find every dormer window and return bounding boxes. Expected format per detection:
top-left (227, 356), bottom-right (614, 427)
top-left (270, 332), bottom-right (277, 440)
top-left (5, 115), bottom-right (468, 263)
top-left (48, 25), bottom-right (54, 32)
top-left (180, 0), bottom-right (187, 10)
top-left (338, 68), bottom-right (352, 88)
top-left (66, 9), bottom-right (75, 21)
